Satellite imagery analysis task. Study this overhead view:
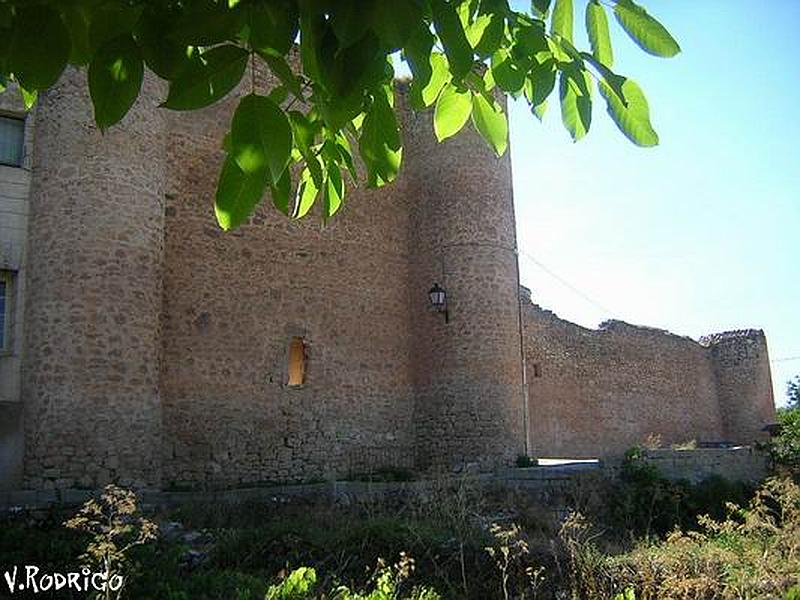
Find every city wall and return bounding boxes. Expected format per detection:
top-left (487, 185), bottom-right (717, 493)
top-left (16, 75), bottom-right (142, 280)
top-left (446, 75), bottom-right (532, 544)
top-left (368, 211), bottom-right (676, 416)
top-left (523, 300), bottom-right (775, 458)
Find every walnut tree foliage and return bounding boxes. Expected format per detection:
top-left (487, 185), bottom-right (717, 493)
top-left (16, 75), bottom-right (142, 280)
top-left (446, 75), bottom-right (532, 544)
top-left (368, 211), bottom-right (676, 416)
top-left (0, 0), bottom-right (679, 230)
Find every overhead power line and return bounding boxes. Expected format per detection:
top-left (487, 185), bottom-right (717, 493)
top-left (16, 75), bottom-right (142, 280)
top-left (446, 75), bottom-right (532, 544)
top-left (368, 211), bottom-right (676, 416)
top-left (772, 356), bottom-right (800, 363)
top-left (517, 248), bottom-right (620, 318)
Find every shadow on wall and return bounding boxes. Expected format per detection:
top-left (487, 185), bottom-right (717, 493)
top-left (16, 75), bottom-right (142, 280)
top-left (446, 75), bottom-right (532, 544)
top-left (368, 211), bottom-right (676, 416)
top-left (0, 403), bottom-right (23, 490)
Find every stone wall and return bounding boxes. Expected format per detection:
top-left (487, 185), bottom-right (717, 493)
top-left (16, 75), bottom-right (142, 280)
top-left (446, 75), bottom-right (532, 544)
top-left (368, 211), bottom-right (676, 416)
top-left (637, 447), bottom-right (769, 484)
top-left (522, 302), bottom-right (774, 459)
top-left (702, 330), bottom-right (775, 444)
top-left (404, 90), bottom-right (526, 471)
top-left (20, 69), bottom-right (166, 490)
top-left (5, 66), bottom-right (775, 491)
top-left (160, 72), bottom-right (417, 488)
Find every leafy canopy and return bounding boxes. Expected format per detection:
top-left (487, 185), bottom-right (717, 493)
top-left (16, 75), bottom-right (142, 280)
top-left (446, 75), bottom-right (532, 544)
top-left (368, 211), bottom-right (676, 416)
top-left (0, 0), bottom-right (679, 230)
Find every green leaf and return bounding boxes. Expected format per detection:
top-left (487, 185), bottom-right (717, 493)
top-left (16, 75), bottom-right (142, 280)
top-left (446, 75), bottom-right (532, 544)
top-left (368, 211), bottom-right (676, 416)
top-left (531, 0), bottom-right (551, 19)
top-left (334, 132), bottom-right (358, 183)
top-left (249, 0), bottom-right (298, 56)
top-left (163, 45), bottom-right (249, 111)
top-left (88, 35), bottom-right (144, 131)
top-left (468, 1), bottom-right (505, 59)
top-left (258, 52), bottom-right (303, 97)
top-left (324, 164), bottom-right (345, 220)
top-left (559, 67), bottom-right (591, 141)
top-left (270, 168), bottom-right (291, 216)
top-left (170, 1), bottom-right (245, 46)
top-left (294, 167), bottom-right (319, 219)
top-left (359, 86), bottom-right (402, 187)
top-left (586, 1), bottom-right (613, 66)
top-left (330, 1), bottom-right (370, 48)
top-left (434, 83), bottom-right (472, 142)
top-left (289, 111), bottom-right (324, 186)
top-left (431, 0), bottom-right (474, 81)
top-left (214, 154), bottom-right (269, 230)
top-left (421, 53), bottom-right (452, 108)
top-left (514, 19), bottom-right (550, 59)
top-left (471, 93), bottom-right (508, 156)
top-left (524, 61), bottom-right (556, 119)
top-left (372, 0), bottom-right (424, 50)
top-left (61, 2), bottom-right (92, 66)
top-left (614, 0), bottom-right (680, 58)
top-left (491, 48), bottom-right (526, 94)
top-left (231, 94), bottom-right (293, 182)
top-left (404, 24), bottom-right (436, 108)
top-left (135, 9), bottom-right (195, 80)
top-left (598, 76), bottom-right (658, 147)
top-left (8, 5), bottom-right (71, 90)
top-left (20, 87), bottom-right (38, 111)
top-left (88, 4), bottom-right (143, 54)
top-left (322, 31), bottom-right (384, 99)
top-left (550, 0), bottom-right (573, 43)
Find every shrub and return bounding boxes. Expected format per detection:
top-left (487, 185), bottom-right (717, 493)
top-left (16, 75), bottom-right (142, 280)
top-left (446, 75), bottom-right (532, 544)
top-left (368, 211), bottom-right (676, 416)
top-left (773, 407), bottom-right (800, 473)
top-left (265, 555), bottom-right (441, 600)
top-left (515, 455), bottom-right (535, 468)
top-left (606, 477), bottom-right (800, 599)
top-left (603, 449), bottom-right (754, 539)
top-left (64, 485), bottom-right (158, 600)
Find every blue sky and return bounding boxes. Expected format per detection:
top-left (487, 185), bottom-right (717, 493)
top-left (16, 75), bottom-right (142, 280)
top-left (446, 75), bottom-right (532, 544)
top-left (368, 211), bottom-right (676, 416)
top-left (508, 1), bottom-right (800, 406)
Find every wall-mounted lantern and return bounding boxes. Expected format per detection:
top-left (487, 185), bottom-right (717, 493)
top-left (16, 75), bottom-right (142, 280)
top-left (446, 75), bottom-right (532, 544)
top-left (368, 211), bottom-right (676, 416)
top-left (428, 283), bottom-right (449, 323)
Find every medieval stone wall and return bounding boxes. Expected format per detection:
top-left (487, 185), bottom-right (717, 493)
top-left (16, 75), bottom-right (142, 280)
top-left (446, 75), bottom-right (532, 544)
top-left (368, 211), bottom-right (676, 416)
top-left (20, 69), bottom-right (166, 490)
top-left (703, 330), bottom-right (775, 444)
top-left (522, 301), bottom-right (775, 458)
top-left (524, 303), bottom-right (721, 458)
top-left (404, 92), bottom-right (526, 471)
top-left (160, 73), bottom-right (417, 488)
top-left (5, 66), bottom-right (776, 491)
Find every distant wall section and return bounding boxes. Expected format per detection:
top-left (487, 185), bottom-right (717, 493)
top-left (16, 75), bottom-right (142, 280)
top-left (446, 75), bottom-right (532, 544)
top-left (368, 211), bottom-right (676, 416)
top-left (523, 302), bottom-right (726, 458)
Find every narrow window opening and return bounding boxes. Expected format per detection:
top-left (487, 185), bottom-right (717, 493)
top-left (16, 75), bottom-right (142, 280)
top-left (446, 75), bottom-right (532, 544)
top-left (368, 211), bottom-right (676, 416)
top-left (0, 116), bottom-right (25, 167)
top-left (287, 337), bottom-right (306, 386)
top-left (532, 363), bottom-right (542, 378)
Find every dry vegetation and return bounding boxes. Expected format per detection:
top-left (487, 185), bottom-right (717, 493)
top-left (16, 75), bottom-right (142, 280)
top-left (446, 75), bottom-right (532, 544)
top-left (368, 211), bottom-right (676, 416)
top-left (2, 465), bottom-right (799, 599)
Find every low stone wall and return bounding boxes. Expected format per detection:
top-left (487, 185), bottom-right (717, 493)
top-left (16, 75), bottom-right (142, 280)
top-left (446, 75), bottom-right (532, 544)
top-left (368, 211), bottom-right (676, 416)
top-left (637, 447), bottom-right (769, 484)
top-left (0, 448), bottom-right (770, 513)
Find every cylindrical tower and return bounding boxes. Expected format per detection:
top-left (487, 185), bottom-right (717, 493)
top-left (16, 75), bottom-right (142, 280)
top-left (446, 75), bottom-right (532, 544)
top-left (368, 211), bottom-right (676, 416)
top-left (403, 91), bottom-right (526, 471)
top-left (22, 69), bottom-right (166, 490)
top-left (703, 330), bottom-right (776, 445)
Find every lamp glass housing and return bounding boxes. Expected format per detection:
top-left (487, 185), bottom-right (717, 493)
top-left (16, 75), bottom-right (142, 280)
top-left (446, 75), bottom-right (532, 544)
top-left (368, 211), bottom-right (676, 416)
top-left (428, 283), bottom-right (446, 310)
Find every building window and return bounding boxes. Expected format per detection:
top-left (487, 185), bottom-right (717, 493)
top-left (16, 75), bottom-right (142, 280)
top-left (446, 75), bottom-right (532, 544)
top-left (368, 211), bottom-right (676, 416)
top-left (0, 272), bottom-right (10, 352)
top-left (0, 116), bottom-right (25, 168)
top-left (532, 363), bottom-right (542, 378)
top-left (287, 337), bottom-right (306, 386)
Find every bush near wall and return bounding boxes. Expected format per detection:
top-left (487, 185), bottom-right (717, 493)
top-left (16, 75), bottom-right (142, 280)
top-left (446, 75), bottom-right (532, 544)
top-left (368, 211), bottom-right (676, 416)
top-left (772, 407), bottom-right (800, 474)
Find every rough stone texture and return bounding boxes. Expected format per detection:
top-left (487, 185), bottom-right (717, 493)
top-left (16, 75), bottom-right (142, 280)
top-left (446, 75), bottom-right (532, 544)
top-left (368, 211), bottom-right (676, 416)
top-left (19, 69), bottom-right (166, 490)
top-left (1, 447), bottom-right (769, 513)
top-left (160, 71), bottom-right (416, 487)
top-left (635, 447), bottom-right (769, 484)
top-left (404, 91), bottom-right (526, 471)
top-left (701, 330), bottom-right (776, 444)
top-left (523, 302), bottom-right (775, 458)
top-left (0, 68), bottom-right (776, 491)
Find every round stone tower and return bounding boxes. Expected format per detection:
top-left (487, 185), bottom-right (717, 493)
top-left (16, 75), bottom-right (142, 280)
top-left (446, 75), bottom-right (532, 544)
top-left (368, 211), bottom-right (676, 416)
top-left (402, 92), bottom-right (526, 471)
top-left (22, 69), bottom-right (166, 490)
top-left (702, 330), bottom-right (776, 445)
